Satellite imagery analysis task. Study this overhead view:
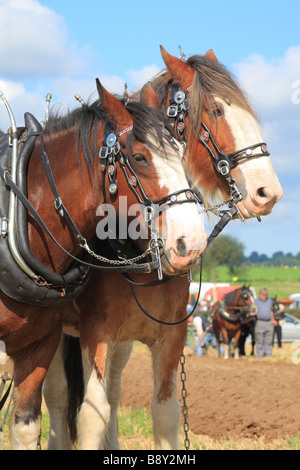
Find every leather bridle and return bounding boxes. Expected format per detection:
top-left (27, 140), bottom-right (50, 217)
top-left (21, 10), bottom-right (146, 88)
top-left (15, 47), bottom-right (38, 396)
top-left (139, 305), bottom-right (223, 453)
top-left (97, 121), bottom-right (199, 279)
top-left (167, 82), bottom-right (270, 229)
top-left (99, 122), bottom-right (197, 211)
top-left (128, 82), bottom-right (271, 326)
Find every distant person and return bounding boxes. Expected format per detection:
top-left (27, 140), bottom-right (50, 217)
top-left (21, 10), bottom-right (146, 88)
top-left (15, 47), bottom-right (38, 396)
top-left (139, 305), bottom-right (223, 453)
top-left (255, 288), bottom-right (277, 358)
top-left (192, 314), bottom-right (205, 357)
top-left (273, 303), bottom-right (286, 348)
top-left (193, 314), bottom-right (224, 356)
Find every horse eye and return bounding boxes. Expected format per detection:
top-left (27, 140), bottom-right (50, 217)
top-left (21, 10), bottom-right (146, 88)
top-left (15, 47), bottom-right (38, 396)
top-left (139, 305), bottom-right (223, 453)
top-left (133, 153), bottom-right (148, 165)
top-left (212, 107), bottom-right (223, 117)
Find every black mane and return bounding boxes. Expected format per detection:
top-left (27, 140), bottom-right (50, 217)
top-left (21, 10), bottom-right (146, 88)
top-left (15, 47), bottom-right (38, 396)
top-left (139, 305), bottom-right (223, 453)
top-left (44, 97), bottom-right (177, 179)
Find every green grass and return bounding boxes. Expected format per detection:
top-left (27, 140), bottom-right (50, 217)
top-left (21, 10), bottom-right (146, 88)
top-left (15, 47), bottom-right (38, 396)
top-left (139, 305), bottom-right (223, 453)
top-left (199, 265), bottom-right (300, 299)
top-left (118, 407), bottom-right (153, 439)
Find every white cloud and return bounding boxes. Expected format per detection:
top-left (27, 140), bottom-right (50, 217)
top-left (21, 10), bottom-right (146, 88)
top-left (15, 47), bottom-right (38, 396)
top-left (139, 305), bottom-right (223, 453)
top-left (234, 46), bottom-right (300, 175)
top-left (0, 79), bottom-right (24, 100)
top-left (229, 48), bottom-right (300, 255)
top-left (0, 0), bottom-right (88, 79)
top-left (0, 1), bottom-right (163, 128)
top-left (233, 46), bottom-right (300, 112)
top-left (125, 65), bottom-right (161, 91)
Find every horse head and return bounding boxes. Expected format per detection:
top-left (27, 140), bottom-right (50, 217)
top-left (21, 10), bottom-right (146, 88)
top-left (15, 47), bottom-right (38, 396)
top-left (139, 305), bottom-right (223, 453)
top-left (95, 80), bottom-right (207, 275)
top-left (158, 47), bottom-right (283, 220)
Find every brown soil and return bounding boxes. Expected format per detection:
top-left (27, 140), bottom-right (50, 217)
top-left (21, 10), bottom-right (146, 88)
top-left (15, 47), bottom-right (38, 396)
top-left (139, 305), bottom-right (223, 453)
top-left (120, 346), bottom-right (300, 441)
top-left (1, 346), bottom-right (299, 444)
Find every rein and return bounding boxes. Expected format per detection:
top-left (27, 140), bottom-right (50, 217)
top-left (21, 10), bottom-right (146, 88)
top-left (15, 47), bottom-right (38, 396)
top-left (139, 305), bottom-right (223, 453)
top-left (128, 255), bottom-right (204, 326)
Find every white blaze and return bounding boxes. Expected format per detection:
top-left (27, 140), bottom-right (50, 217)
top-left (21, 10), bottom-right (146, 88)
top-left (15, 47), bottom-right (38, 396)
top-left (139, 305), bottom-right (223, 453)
top-left (218, 99), bottom-right (283, 218)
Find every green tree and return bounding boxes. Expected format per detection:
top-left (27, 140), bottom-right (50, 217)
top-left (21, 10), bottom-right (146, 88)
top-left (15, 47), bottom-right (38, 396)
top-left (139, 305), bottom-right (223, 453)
top-left (202, 235), bottom-right (245, 281)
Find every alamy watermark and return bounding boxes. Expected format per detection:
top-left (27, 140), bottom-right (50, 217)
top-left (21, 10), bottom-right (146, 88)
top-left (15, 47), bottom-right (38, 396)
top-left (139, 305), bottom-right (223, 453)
top-left (291, 80), bottom-right (300, 104)
top-left (96, 198), bottom-right (154, 241)
top-left (291, 341), bottom-right (300, 365)
top-left (95, 196), bottom-right (199, 242)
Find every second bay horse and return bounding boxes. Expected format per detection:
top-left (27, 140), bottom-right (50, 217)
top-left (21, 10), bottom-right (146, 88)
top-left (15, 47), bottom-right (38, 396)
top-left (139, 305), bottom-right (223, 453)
top-left (212, 286), bottom-right (256, 359)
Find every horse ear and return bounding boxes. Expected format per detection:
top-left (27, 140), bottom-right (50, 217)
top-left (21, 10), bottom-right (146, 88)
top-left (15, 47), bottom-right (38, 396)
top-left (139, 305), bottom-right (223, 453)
top-left (205, 49), bottom-right (218, 62)
top-left (96, 78), bottom-right (103, 102)
top-left (140, 82), bottom-right (160, 109)
top-left (95, 78), bottom-right (131, 127)
top-left (160, 45), bottom-right (194, 84)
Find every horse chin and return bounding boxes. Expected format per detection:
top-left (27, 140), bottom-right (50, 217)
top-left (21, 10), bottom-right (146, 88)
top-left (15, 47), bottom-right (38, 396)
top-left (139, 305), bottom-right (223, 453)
top-left (235, 201), bottom-right (255, 220)
top-left (236, 199), bottom-right (274, 220)
top-left (160, 253), bottom-right (201, 276)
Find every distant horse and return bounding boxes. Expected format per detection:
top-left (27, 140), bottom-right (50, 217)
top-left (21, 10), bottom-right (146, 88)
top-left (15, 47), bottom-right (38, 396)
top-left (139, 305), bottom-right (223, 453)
top-left (212, 286), bottom-right (256, 359)
top-left (0, 80), bottom-right (205, 450)
top-left (44, 48), bottom-right (283, 451)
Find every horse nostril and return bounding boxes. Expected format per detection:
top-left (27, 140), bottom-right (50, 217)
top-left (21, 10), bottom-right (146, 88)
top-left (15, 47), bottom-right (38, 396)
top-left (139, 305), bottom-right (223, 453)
top-left (176, 237), bottom-right (187, 257)
top-left (257, 187), bottom-right (267, 198)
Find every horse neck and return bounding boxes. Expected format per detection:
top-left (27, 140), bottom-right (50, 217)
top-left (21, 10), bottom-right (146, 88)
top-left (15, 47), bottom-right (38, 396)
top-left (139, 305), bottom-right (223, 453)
top-left (224, 290), bottom-right (240, 312)
top-left (26, 128), bottom-right (101, 273)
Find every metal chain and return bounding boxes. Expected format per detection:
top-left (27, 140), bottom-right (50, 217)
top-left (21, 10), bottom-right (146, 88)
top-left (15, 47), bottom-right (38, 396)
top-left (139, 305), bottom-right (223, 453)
top-left (198, 197), bottom-right (232, 214)
top-left (81, 242), bottom-right (151, 266)
top-left (180, 353), bottom-right (190, 450)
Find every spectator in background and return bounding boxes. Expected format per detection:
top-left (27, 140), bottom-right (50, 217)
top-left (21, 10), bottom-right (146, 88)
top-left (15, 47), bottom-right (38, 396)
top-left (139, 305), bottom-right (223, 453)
top-left (273, 303), bottom-right (286, 348)
top-left (255, 288), bottom-right (277, 358)
top-left (192, 315), bottom-right (204, 357)
top-left (192, 314), bottom-right (224, 356)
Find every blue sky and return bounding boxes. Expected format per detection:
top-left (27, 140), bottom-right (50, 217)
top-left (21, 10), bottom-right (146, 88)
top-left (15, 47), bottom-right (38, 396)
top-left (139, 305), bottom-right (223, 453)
top-left (0, 0), bottom-right (299, 257)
